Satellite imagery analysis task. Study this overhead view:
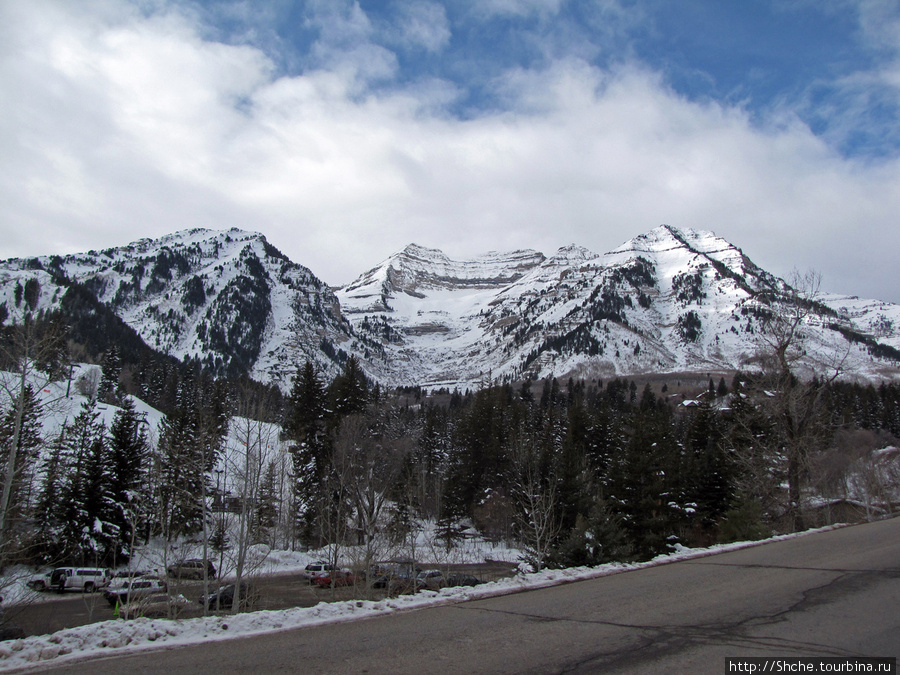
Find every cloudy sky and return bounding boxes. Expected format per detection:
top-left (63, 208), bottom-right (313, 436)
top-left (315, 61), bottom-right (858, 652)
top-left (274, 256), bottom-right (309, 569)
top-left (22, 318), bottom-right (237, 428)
top-left (2, 0), bottom-right (899, 302)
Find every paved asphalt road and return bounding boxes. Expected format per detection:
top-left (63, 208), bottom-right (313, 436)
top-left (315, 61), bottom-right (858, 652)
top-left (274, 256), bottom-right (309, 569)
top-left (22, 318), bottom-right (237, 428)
top-left (28, 517), bottom-right (900, 674)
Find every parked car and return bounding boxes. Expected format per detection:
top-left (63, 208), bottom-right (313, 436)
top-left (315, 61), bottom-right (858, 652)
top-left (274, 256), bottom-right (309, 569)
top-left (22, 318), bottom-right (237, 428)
top-left (26, 571), bottom-right (53, 592)
top-left (112, 568), bottom-right (162, 580)
top-left (313, 570), bottom-right (356, 588)
top-left (365, 570), bottom-right (419, 591)
top-left (445, 573), bottom-right (483, 587)
top-left (199, 583), bottom-right (259, 611)
top-left (166, 559), bottom-right (216, 581)
top-left (389, 573), bottom-right (427, 594)
top-left (301, 562), bottom-right (337, 583)
top-left (368, 574), bottom-right (390, 589)
top-left (416, 569), bottom-right (446, 590)
top-left (103, 577), bottom-right (168, 607)
top-left (50, 567), bottom-right (113, 593)
top-left (365, 569), bottom-right (400, 589)
top-left (119, 593), bottom-right (190, 619)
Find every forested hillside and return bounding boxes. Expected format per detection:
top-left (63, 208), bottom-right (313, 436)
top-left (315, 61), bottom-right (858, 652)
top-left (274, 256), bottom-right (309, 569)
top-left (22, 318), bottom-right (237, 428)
top-left (1, 225), bottom-right (899, 586)
top-left (2, 346), bottom-right (898, 576)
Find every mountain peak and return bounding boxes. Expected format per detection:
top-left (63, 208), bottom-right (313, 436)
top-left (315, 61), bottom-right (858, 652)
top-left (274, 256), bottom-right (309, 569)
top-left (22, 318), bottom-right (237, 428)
top-left (610, 224), bottom-right (711, 255)
top-left (340, 244), bottom-right (546, 306)
top-left (398, 243), bottom-right (451, 263)
top-left (1, 227), bottom-right (345, 388)
top-left (4, 225), bottom-right (899, 391)
top-left (548, 244), bottom-right (599, 264)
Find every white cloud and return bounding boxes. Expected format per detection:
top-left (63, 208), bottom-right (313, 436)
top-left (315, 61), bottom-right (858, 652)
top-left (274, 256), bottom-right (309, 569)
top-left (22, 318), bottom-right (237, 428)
top-left (1, 0), bottom-right (899, 305)
top-left (303, 0), bottom-right (398, 85)
top-left (391, 1), bottom-right (451, 53)
top-left (790, 0), bottom-right (900, 156)
top-left (472, 0), bottom-right (565, 19)
top-left (856, 0), bottom-right (900, 95)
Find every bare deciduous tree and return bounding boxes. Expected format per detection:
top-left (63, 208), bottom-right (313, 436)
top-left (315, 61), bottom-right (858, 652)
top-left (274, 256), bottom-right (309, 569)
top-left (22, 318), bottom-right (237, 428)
top-left (508, 430), bottom-right (561, 572)
top-left (332, 410), bottom-right (411, 598)
top-left (736, 270), bottom-right (847, 531)
top-left (224, 410), bottom-right (281, 613)
top-left (0, 314), bottom-right (67, 564)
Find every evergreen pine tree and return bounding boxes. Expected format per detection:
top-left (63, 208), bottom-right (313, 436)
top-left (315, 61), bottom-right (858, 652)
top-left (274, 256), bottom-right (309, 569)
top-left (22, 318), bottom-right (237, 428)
top-left (582, 397), bottom-right (625, 491)
top-left (387, 451), bottom-right (420, 542)
top-left (329, 355), bottom-right (369, 420)
top-left (56, 399), bottom-right (108, 562)
top-left (199, 377), bottom-right (230, 470)
top-left (555, 391), bottom-right (589, 534)
top-left (209, 517), bottom-right (230, 563)
top-left (282, 361), bottom-right (328, 546)
top-left (681, 400), bottom-right (735, 538)
top-left (98, 346), bottom-right (122, 405)
top-left (411, 403), bottom-right (451, 519)
top-left (80, 432), bottom-right (119, 562)
top-left (448, 387), bottom-right (513, 516)
top-left (33, 428), bottom-right (67, 563)
top-left (253, 461), bottom-right (279, 545)
top-left (608, 405), bottom-right (681, 560)
top-left (724, 373), bottom-right (790, 528)
top-left (717, 377), bottom-right (729, 398)
top-left (107, 398), bottom-right (149, 561)
top-left (549, 497), bottom-right (632, 567)
top-left (157, 374), bottom-right (207, 539)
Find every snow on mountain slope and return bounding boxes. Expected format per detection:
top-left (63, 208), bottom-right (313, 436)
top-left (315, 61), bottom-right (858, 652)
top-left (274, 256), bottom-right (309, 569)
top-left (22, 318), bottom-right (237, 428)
top-left (339, 244), bottom-right (546, 312)
top-left (0, 267), bottom-right (68, 324)
top-left (2, 225), bottom-right (899, 390)
top-left (0, 364), bottom-right (165, 447)
top-left (0, 229), bottom-right (358, 389)
top-left (822, 294), bottom-right (900, 350)
top-left (340, 225), bottom-right (900, 388)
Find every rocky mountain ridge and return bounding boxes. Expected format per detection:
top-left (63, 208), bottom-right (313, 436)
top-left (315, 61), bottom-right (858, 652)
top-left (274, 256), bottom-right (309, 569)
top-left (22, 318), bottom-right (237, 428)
top-left (0, 228), bottom-right (360, 389)
top-left (338, 224), bottom-right (900, 388)
top-left (2, 225), bottom-right (899, 390)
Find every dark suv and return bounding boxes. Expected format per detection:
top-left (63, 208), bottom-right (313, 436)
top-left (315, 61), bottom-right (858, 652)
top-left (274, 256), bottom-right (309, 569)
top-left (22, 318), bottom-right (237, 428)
top-left (199, 583), bottom-right (259, 611)
top-left (166, 559), bottom-right (216, 580)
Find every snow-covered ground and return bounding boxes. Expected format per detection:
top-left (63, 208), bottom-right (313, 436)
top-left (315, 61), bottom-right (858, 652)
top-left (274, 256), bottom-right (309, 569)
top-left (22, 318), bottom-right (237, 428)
top-left (0, 525), bottom-right (847, 672)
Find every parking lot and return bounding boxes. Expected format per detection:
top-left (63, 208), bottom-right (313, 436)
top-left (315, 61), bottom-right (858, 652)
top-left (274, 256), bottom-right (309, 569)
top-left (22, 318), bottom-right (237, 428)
top-left (6, 562), bottom-right (517, 638)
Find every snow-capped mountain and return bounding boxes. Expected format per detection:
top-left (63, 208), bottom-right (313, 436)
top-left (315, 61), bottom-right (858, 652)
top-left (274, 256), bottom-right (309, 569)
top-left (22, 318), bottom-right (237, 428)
top-left (340, 243), bottom-right (547, 310)
top-left (2, 225), bottom-right (899, 390)
top-left (338, 225), bottom-right (900, 388)
top-left (0, 228), bottom-right (359, 389)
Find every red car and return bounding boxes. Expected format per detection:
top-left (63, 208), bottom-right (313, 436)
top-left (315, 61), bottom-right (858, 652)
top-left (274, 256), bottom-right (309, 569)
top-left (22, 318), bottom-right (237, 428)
top-left (314, 570), bottom-right (356, 588)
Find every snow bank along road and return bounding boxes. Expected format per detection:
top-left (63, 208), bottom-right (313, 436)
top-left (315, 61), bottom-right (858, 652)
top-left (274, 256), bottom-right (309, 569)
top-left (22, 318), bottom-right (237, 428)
top-left (29, 517), bottom-right (900, 674)
top-left (10, 561), bottom-right (518, 638)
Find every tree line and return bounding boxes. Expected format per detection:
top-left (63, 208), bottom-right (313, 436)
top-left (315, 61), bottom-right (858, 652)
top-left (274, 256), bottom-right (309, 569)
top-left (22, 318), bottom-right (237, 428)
top-left (279, 358), bottom-right (900, 572)
top-left (2, 271), bottom-right (900, 580)
top-left (3, 342), bottom-right (900, 576)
